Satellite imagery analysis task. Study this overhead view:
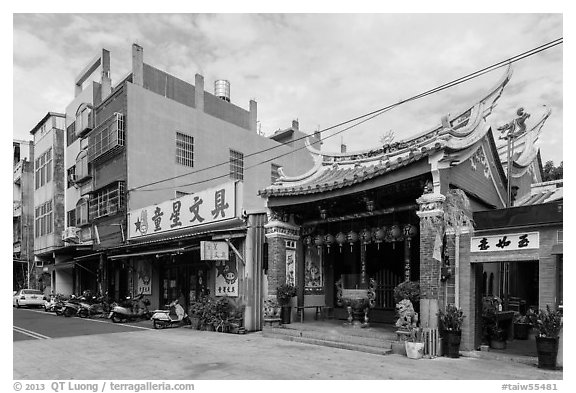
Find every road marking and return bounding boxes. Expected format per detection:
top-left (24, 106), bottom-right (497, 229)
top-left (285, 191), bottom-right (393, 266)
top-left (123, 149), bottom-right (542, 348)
top-left (15, 308), bottom-right (154, 330)
top-left (13, 326), bottom-right (51, 340)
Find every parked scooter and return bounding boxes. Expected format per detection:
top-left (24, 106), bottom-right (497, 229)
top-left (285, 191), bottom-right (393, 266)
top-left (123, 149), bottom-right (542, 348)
top-left (108, 293), bottom-right (151, 323)
top-left (44, 294), bottom-right (66, 315)
top-left (77, 294), bottom-right (111, 318)
top-left (151, 299), bottom-right (191, 329)
top-left (62, 295), bottom-right (82, 317)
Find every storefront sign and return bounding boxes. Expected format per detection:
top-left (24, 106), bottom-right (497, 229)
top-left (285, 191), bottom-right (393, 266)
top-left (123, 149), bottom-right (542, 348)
top-left (215, 260), bottom-right (238, 297)
top-left (128, 182), bottom-right (236, 239)
top-left (137, 261), bottom-right (152, 295)
top-left (470, 232), bottom-right (539, 252)
top-left (200, 241), bottom-right (229, 260)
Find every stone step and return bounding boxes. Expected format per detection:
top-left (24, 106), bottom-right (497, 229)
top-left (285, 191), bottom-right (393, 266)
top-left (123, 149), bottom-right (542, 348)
top-left (277, 323), bottom-right (398, 341)
top-left (263, 330), bottom-right (393, 356)
top-left (263, 326), bottom-right (395, 351)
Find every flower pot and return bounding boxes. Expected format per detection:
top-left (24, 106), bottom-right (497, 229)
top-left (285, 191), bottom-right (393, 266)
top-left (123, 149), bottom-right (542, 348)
top-left (280, 306), bottom-right (292, 324)
top-left (405, 341), bottom-right (424, 359)
top-left (536, 336), bottom-right (559, 370)
top-left (513, 323), bottom-right (530, 340)
top-left (446, 330), bottom-right (461, 358)
top-left (489, 339), bottom-right (506, 350)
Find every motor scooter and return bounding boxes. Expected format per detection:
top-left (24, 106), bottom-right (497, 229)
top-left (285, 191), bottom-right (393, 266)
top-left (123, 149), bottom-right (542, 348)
top-left (77, 294), bottom-right (110, 318)
top-left (151, 299), bottom-right (191, 329)
top-left (62, 295), bottom-right (82, 317)
top-left (108, 293), bottom-right (151, 323)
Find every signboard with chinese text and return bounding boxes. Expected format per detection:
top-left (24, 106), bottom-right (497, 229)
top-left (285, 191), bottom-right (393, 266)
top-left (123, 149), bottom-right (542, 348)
top-left (128, 182), bottom-right (236, 239)
top-left (200, 241), bottom-right (229, 261)
top-left (137, 260), bottom-right (152, 295)
top-left (215, 260), bottom-right (238, 297)
top-left (470, 232), bottom-right (539, 253)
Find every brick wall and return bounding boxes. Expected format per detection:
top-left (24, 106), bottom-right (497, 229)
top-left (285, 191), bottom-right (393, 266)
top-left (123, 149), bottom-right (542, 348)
top-left (267, 236), bottom-right (286, 297)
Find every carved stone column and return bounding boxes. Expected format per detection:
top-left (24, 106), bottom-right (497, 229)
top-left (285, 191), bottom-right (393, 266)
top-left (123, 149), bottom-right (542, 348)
top-left (416, 192), bottom-right (446, 329)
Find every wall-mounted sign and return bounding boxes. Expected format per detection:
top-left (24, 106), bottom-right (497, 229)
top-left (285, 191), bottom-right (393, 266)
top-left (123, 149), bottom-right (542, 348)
top-left (137, 261), bottom-right (152, 295)
top-left (215, 260), bottom-right (238, 297)
top-left (200, 241), bottom-right (229, 261)
top-left (470, 232), bottom-right (539, 253)
top-left (286, 249), bottom-right (296, 286)
top-left (128, 182), bottom-right (236, 239)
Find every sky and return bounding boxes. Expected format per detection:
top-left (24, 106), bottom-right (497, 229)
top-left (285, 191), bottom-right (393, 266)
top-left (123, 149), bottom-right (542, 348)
top-left (12, 12), bottom-right (564, 165)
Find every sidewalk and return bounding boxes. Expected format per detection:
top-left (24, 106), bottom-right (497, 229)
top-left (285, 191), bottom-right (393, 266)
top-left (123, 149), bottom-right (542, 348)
top-left (13, 328), bottom-right (563, 380)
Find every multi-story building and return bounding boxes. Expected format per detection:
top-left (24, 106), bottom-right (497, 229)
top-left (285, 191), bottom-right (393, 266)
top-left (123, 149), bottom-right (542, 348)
top-left (57, 44), bottom-right (319, 331)
top-left (13, 139), bottom-right (34, 290)
top-left (30, 112), bottom-right (66, 295)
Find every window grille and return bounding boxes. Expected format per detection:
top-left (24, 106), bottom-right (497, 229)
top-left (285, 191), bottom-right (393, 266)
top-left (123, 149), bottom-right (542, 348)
top-left (87, 113), bottom-right (125, 163)
top-left (89, 182), bottom-right (125, 220)
top-left (229, 149), bottom-right (244, 181)
top-left (176, 132), bottom-right (194, 167)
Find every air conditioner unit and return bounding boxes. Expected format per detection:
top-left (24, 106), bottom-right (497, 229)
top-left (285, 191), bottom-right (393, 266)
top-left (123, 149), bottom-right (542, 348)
top-left (61, 226), bottom-right (79, 241)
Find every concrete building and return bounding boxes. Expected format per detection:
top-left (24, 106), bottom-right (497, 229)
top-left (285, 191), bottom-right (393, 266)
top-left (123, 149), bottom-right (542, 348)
top-left (13, 139), bottom-right (34, 290)
top-left (57, 44), bottom-right (319, 331)
top-left (30, 112), bottom-right (66, 295)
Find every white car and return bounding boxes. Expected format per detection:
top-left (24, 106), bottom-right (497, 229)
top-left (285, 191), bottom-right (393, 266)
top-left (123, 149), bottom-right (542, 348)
top-left (13, 289), bottom-right (46, 308)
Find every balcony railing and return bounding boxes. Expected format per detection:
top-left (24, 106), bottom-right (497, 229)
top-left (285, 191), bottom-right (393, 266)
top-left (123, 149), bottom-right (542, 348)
top-left (87, 113), bottom-right (125, 164)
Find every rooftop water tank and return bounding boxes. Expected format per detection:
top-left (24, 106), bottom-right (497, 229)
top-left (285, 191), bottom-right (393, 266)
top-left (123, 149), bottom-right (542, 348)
top-left (214, 80), bottom-right (231, 102)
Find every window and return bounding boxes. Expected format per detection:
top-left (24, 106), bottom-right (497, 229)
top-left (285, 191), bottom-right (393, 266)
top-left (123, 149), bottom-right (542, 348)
top-left (34, 148), bottom-right (52, 189)
top-left (75, 198), bottom-right (89, 226)
top-left (67, 166), bottom-right (76, 188)
top-left (176, 132), bottom-right (194, 167)
top-left (89, 182), bottom-right (125, 220)
top-left (34, 200), bottom-right (53, 238)
top-left (66, 209), bottom-right (76, 228)
top-left (271, 163), bottom-right (281, 183)
top-left (75, 150), bottom-right (90, 181)
top-left (66, 122), bottom-right (78, 146)
top-left (87, 113), bottom-right (125, 162)
top-left (229, 149), bottom-right (244, 181)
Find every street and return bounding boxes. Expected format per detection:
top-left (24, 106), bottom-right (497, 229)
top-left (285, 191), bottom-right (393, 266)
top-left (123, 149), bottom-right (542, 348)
top-left (13, 308), bottom-right (563, 381)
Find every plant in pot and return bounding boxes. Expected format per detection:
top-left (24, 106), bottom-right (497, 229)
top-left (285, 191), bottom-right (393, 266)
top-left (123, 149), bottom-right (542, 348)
top-left (482, 296), bottom-right (506, 349)
top-left (437, 304), bottom-right (465, 358)
top-left (513, 309), bottom-right (535, 340)
top-left (530, 305), bottom-right (562, 370)
top-left (276, 283), bottom-right (297, 324)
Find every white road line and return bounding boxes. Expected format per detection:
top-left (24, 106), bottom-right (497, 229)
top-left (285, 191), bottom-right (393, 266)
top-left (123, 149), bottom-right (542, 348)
top-left (13, 326), bottom-right (50, 340)
top-left (15, 308), bottom-right (154, 330)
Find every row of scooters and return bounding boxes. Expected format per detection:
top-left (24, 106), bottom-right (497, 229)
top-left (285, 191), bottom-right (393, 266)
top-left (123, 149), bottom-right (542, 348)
top-left (44, 291), bottom-right (191, 329)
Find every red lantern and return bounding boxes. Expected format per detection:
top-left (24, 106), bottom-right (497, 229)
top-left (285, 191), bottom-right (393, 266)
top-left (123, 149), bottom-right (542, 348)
top-left (324, 233), bottom-right (335, 254)
top-left (360, 228), bottom-right (372, 250)
top-left (403, 224), bottom-right (418, 248)
top-left (314, 234), bottom-right (325, 255)
top-left (388, 225), bottom-right (403, 249)
top-left (347, 231), bottom-right (358, 252)
top-left (303, 236), bottom-right (313, 253)
top-left (335, 232), bottom-right (346, 253)
top-left (372, 226), bottom-right (386, 250)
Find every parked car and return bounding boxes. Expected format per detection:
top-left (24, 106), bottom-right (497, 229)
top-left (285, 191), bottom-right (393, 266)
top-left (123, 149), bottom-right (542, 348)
top-left (13, 289), bottom-right (46, 308)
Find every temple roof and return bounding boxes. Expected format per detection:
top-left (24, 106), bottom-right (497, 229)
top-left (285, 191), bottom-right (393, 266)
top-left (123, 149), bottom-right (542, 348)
top-left (259, 67), bottom-right (513, 198)
top-left (516, 179), bottom-right (563, 206)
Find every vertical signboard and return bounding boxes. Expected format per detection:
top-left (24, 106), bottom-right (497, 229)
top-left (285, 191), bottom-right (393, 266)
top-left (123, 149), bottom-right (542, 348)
top-left (215, 260), bottom-right (238, 297)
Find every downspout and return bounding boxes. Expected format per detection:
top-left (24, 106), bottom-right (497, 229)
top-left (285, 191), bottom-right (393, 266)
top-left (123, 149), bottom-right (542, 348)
top-left (455, 233), bottom-right (460, 308)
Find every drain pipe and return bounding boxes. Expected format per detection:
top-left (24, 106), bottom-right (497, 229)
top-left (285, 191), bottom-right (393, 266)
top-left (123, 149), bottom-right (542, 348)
top-left (455, 233), bottom-right (460, 308)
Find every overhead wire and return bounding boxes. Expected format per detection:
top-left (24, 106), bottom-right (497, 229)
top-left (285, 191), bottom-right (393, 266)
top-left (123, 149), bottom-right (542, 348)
top-left (129, 37), bottom-right (562, 192)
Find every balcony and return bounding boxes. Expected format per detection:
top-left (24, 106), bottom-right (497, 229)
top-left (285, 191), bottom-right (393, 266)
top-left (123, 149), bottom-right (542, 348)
top-left (87, 113), bottom-right (125, 164)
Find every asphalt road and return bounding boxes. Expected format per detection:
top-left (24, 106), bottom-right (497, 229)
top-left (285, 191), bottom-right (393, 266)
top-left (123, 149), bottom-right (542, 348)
top-left (13, 307), bottom-right (153, 341)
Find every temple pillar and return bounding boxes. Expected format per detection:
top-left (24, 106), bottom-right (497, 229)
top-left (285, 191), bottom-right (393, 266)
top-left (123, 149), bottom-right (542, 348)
top-left (264, 212), bottom-right (301, 300)
top-left (416, 192), bottom-right (446, 329)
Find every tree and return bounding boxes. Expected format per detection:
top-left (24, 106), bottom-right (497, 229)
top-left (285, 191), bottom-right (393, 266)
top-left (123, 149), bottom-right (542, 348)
top-left (542, 160), bottom-right (563, 181)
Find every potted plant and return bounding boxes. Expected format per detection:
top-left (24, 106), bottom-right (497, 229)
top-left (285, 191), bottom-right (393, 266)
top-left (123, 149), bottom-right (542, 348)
top-left (405, 325), bottom-right (424, 360)
top-left (437, 304), bottom-right (465, 358)
top-left (530, 305), bottom-right (562, 369)
top-left (513, 309), bottom-right (534, 340)
top-left (276, 283), bottom-right (297, 324)
top-left (482, 296), bottom-right (506, 349)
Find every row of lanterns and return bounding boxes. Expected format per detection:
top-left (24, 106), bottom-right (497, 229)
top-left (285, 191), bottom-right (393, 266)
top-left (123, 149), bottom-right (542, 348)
top-left (303, 224), bottom-right (418, 253)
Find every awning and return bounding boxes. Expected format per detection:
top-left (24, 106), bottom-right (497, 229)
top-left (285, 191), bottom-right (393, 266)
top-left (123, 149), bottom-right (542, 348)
top-left (54, 261), bottom-right (76, 269)
top-left (73, 252), bottom-right (103, 262)
top-left (551, 244), bottom-right (563, 255)
top-left (108, 245), bottom-right (197, 261)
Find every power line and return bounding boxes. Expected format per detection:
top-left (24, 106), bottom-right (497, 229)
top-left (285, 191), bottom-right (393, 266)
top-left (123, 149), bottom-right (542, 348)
top-left (129, 37), bottom-right (562, 192)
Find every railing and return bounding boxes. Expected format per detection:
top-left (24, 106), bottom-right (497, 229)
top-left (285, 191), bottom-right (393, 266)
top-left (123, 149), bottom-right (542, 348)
top-left (87, 113), bottom-right (125, 163)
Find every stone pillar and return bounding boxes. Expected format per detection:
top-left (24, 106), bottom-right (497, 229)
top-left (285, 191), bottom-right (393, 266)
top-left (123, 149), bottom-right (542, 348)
top-left (416, 192), bottom-right (446, 329)
top-left (263, 213), bottom-right (300, 299)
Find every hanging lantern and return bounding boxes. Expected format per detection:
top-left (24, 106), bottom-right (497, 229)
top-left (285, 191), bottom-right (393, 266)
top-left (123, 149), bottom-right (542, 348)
top-left (372, 226), bottom-right (387, 250)
top-left (324, 233), bottom-right (335, 254)
top-left (314, 234), bottom-right (325, 255)
top-left (360, 228), bottom-right (372, 250)
top-left (335, 232), bottom-right (347, 253)
top-left (403, 224), bottom-right (418, 248)
top-left (388, 225), bottom-right (403, 249)
top-left (347, 230), bottom-right (359, 252)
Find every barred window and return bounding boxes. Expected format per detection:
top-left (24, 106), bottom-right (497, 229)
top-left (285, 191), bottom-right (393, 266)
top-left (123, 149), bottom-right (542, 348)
top-left (271, 163), bottom-right (281, 183)
top-left (87, 113), bottom-right (125, 163)
top-left (176, 132), bottom-right (194, 167)
top-left (89, 182), bottom-right (125, 220)
top-left (66, 122), bottom-right (77, 146)
top-left (229, 149), bottom-right (244, 181)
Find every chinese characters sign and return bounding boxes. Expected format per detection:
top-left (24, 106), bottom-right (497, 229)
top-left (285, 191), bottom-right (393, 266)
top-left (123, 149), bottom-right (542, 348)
top-left (128, 182), bottom-right (236, 239)
top-left (215, 260), bottom-right (238, 297)
top-left (286, 240), bottom-right (296, 286)
top-left (470, 232), bottom-right (539, 252)
top-left (200, 241), bottom-right (229, 261)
